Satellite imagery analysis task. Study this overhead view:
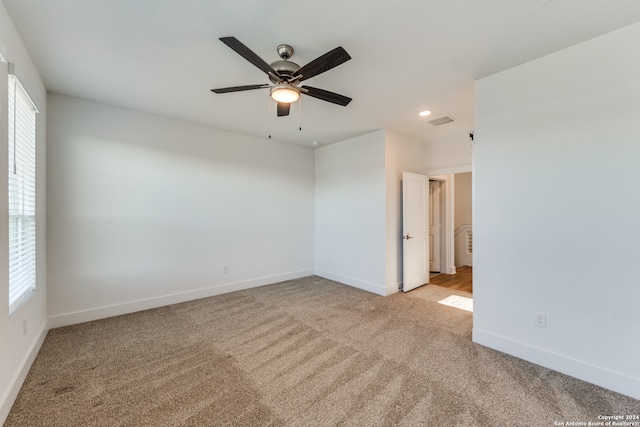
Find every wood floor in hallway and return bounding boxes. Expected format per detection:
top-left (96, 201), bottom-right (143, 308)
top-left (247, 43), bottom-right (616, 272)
top-left (429, 265), bottom-right (472, 293)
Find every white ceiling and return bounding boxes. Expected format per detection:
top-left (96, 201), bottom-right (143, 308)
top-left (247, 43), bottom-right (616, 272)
top-left (4, 0), bottom-right (640, 147)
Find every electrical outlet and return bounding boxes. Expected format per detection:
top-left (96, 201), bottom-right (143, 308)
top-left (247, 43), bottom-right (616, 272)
top-left (534, 312), bottom-right (546, 328)
top-left (223, 265), bottom-right (229, 274)
top-left (327, 257), bottom-right (333, 264)
top-left (22, 319), bottom-right (28, 336)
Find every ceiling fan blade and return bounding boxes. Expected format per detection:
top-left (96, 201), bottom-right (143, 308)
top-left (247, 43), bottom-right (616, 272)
top-left (301, 85), bottom-right (352, 106)
top-left (277, 102), bottom-right (291, 117)
top-left (219, 37), bottom-right (280, 78)
top-left (211, 84), bottom-right (269, 94)
top-left (293, 47), bottom-right (351, 81)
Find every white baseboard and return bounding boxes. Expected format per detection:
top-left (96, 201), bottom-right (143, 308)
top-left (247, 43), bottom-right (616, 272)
top-left (387, 284), bottom-right (400, 296)
top-left (473, 328), bottom-right (640, 400)
top-left (48, 269), bottom-right (314, 328)
top-left (0, 322), bottom-right (48, 425)
top-left (315, 269), bottom-right (387, 296)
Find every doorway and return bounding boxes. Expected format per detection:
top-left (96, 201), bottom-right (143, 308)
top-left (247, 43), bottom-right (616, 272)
top-left (425, 169), bottom-right (473, 294)
top-left (402, 168), bottom-right (473, 294)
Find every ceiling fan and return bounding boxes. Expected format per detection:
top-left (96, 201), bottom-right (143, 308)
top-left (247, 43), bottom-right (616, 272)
top-left (211, 37), bottom-right (352, 117)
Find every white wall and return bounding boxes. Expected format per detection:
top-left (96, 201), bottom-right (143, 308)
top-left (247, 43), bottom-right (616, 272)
top-left (422, 133), bottom-right (472, 172)
top-left (314, 129), bottom-right (422, 296)
top-left (454, 172), bottom-right (472, 229)
top-left (0, 3), bottom-right (48, 423)
top-left (474, 22), bottom-right (640, 399)
top-left (47, 94), bottom-right (315, 326)
top-left (314, 130), bottom-right (387, 294)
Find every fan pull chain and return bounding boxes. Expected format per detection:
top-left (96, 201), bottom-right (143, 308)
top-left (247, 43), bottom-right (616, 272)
top-left (268, 95), bottom-right (272, 139)
top-left (299, 96), bottom-right (302, 131)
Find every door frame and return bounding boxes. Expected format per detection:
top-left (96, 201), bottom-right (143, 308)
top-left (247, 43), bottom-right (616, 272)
top-left (429, 178), bottom-right (444, 274)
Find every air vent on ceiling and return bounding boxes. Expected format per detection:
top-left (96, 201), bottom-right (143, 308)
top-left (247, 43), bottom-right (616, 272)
top-left (428, 115), bottom-right (455, 126)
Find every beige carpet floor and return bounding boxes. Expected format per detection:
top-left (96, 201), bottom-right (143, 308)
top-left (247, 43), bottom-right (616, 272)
top-left (5, 276), bottom-right (640, 426)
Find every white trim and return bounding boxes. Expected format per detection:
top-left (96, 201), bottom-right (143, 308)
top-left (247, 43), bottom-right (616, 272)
top-left (0, 322), bottom-right (48, 425)
top-left (388, 284), bottom-right (400, 295)
top-left (428, 179), bottom-right (446, 274)
top-left (315, 269), bottom-right (387, 296)
top-left (7, 65), bottom-right (39, 113)
top-left (455, 224), bottom-right (473, 236)
top-left (429, 173), bottom-right (456, 275)
top-left (48, 269), bottom-right (314, 328)
top-left (0, 40), bottom-right (7, 62)
top-left (473, 328), bottom-right (640, 400)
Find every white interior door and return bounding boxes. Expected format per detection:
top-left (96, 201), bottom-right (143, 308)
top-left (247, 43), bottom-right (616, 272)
top-left (429, 180), bottom-right (442, 273)
top-left (402, 171), bottom-right (430, 292)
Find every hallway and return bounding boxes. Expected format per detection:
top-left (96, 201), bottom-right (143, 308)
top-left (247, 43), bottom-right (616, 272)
top-left (429, 266), bottom-right (472, 293)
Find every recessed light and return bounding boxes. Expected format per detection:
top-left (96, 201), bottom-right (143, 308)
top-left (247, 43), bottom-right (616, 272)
top-left (419, 110), bottom-right (432, 117)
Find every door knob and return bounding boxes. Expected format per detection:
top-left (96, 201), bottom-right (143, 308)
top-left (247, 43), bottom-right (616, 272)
top-left (404, 235), bottom-right (414, 240)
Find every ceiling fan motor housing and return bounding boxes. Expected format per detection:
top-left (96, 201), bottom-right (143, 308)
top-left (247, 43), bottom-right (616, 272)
top-left (268, 44), bottom-right (300, 83)
top-left (269, 62), bottom-right (300, 83)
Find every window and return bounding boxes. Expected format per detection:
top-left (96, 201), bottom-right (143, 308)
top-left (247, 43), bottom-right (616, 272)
top-left (8, 66), bottom-right (38, 315)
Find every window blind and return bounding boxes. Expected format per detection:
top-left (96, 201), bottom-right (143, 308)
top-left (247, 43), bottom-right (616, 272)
top-left (8, 69), bottom-right (37, 315)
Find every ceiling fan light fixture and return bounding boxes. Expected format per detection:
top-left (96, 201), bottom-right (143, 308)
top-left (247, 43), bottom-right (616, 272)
top-left (212, 37), bottom-right (352, 117)
top-left (270, 84), bottom-right (300, 103)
